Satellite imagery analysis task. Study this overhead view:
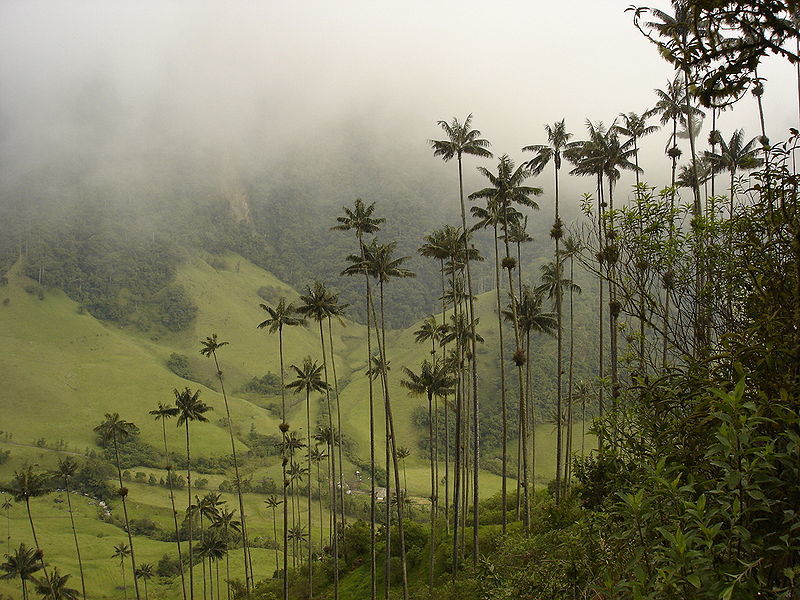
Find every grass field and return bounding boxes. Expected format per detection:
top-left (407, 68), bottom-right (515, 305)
top-left (0, 251), bottom-right (596, 598)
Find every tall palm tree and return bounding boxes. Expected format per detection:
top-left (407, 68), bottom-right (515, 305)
top-left (199, 334), bottom-right (252, 592)
top-left (504, 285), bottom-right (556, 525)
top-left (195, 533), bottom-right (227, 600)
top-left (562, 236), bottom-right (583, 485)
top-left (258, 299), bottom-right (306, 421)
top-left (612, 111), bottom-right (659, 374)
top-left (536, 261), bottom-right (581, 487)
top-left (135, 564), bottom-right (154, 600)
top-left (430, 115), bottom-right (492, 566)
top-left (148, 401), bottom-right (186, 600)
top-left (354, 239), bottom-right (414, 599)
top-left (174, 388), bottom-right (212, 600)
top-left (6, 467), bottom-right (51, 595)
top-left (523, 121), bottom-right (574, 500)
top-left (297, 281), bottom-right (345, 599)
top-left (0, 543), bottom-right (41, 600)
top-left (54, 457), bottom-right (86, 600)
top-left (263, 497), bottom-right (282, 574)
top-left (112, 543), bottom-right (131, 600)
top-left (470, 154), bottom-right (541, 519)
top-left (400, 358), bottom-right (455, 594)
top-left (705, 129), bottom-right (764, 217)
top-left (286, 356), bottom-right (329, 597)
top-left (94, 414), bottom-right (141, 600)
top-left (194, 492), bottom-right (223, 600)
top-left (333, 197), bottom-right (384, 600)
top-left (209, 508), bottom-right (240, 600)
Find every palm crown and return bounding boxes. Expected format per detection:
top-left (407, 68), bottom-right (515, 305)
top-left (257, 298), bottom-right (305, 333)
top-left (173, 388), bottom-right (211, 427)
top-left (429, 114), bottom-right (493, 162)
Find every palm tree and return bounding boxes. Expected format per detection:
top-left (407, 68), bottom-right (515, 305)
top-left (6, 467), bottom-right (51, 596)
top-left (135, 564), bottom-right (154, 600)
top-left (174, 388), bottom-right (212, 600)
top-left (148, 401), bottom-right (187, 600)
top-left (195, 534), bottom-right (227, 600)
top-left (414, 317), bottom-right (440, 357)
top-left (400, 358), bottom-right (455, 593)
top-left (0, 543), bottom-right (41, 600)
top-left (354, 238), bottom-right (414, 599)
top-left (112, 543), bottom-right (131, 600)
top-left (308, 446), bottom-right (328, 550)
top-left (209, 508), bottom-right (240, 600)
top-left (430, 115), bottom-right (492, 567)
top-left (298, 281), bottom-right (348, 599)
top-left (258, 299), bottom-right (306, 421)
top-left (333, 197), bottom-right (384, 600)
top-left (94, 414), bottom-right (141, 600)
top-left (278, 422), bottom-right (291, 600)
top-left (286, 356), bottom-right (329, 597)
top-left (470, 154), bottom-right (541, 519)
top-left (536, 260), bottom-right (581, 489)
top-left (195, 492), bottom-right (223, 600)
top-left (33, 568), bottom-right (80, 600)
top-left (705, 129), bottom-right (764, 217)
top-left (199, 334), bottom-right (252, 592)
top-left (504, 285), bottom-right (556, 526)
top-left (562, 235), bottom-right (584, 485)
top-left (262, 497), bottom-right (281, 573)
top-left (54, 457), bottom-right (86, 600)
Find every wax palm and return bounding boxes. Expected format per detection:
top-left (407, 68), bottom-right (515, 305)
top-left (209, 508), bottom-right (240, 600)
top-left (430, 115), bottom-right (491, 569)
top-left (195, 534), bottom-right (227, 600)
top-left (134, 564), bottom-right (153, 600)
top-left (1, 543), bottom-right (41, 600)
top-left (258, 299), bottom-right (306, 421)
top-left (174, 388), bottom-right (212, 600)
top-left (112, 543), bottom-right (131, 600)
top-left (308, 446), bottom-right (328, 550)
top-left (263, 497), bottom-right (282, 573)
top-left (334, 197), bottom-right (384, 600)
top-left (704, 128), bottom-right (764, 215)
top-left (7, 467), bottom-right (49, 576)
top-left (287, 355), bottom-right (328, 593)
top-left (505, 216), bottom-right (533, 292)
top-left (199, 334), bottom-right (252, 592)
top-left (148, 400), bottom-right (186, 600)
top-left (94, 414), bottom-right (142, 600)
top-left (53, 457), bottom-right (86, 600)
top-left (414, 316), bottom-right (440, 356)
top-left (400, 358), bottom-right (455, 594)
top-left (562, 235), bottom-right (584, 484)
top-left (470, 153), bottom-right (541, 518)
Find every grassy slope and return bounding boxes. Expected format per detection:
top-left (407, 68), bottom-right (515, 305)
top-left (0, 250), bottom-right (594, 598)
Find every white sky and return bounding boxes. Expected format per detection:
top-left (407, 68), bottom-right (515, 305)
top-left (0, 0), bottom-right (796, 207)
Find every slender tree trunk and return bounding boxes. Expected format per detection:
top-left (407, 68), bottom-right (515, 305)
top-left (306, 387), bottom-right (314, 598)
top-left (185, 425), bottom-right (195, 600)
top-left (523, 330), bottom-right (531, 528)
top-left (161, 421), bottom-right (187, 600)
top-left (491, 222), bottom-right (508, 532)
top-left (597, 176), bottom-right (606, 450)
top-left (115, 434), bottom-right (141, 600)
top-left (566, 255), bottom-right (576, 487)
top-left (24, 497), bottom-right (53, 598)
top-left (317, 320), bottom-right (339, 600)
top-left (554, 163), bottom-right (564, 499)
top-left (63, 480), bottom-right (87, 600)
top-left (451, 289), bottom-right (463, 578)
top-left (282, 434), bottom-right (289, 600)
top-left (456, 155), bottom-right (481, 564)
top-left (428, 391), bottom-right (436, 595)
top-left (121, 560), bottom-right (128, 600)
top-left (210, 351), bottom-right (251, 591)
top-left (327, 317), bottom-right (348, 550)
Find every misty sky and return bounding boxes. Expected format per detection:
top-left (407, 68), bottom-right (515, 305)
top-left (1, 0), bottom-right (796, 211)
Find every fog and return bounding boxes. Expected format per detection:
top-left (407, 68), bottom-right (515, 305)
top-left (1, 0), bottom-right (797, 215)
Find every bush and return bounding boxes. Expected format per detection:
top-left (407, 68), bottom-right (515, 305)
top-left (243, 372), bottom-right (282, 396)
top-left (167, 353), bottom-right (193, 379)
top-left (157, 553), bottom-right (182, 577)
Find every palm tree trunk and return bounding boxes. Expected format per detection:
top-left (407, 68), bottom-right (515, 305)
top-left (451, 290), bottom-right (463, 579)
top-left (210, 351), bottom-right (252, 591)
top-left (377, 281), bottom-right (410, 600)
top-left (161, 421), bottom-right (187, 600)
top-left (317, 320), bottom-right (339, 600)
top-left (456, 155), bottom-right (481, 564)
top-left (282, 436), bottom-right (289, 600)
top-left (185, 425), bottom-right (195, 600)
top-left (24, 497), bottom-right (52, 597)
top-left (566, 255), bottom-right (576, 487)
top-left (327, 317), bottom-right (348, 551)
top-left (523, 329), bottom-right (531, 528)
top-left (597, 175), bottom-right (606, 450)
top-left (306, 388), bottom-right (314, 598)
top-left (114, 434), bottom-right (141, 600)
top-left (63, 480), bottom-right (87, 600)
top-left (428, 392), bottom-right (436, 596)
top-left (121, 560), bottom-right (128, 600)
top-left (491, 222), bottom-right (508, 532)
top-left (554, 162), bottom-right (564, 499)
